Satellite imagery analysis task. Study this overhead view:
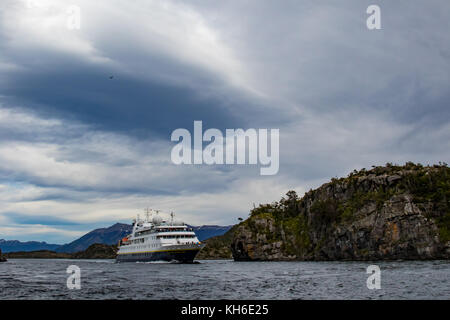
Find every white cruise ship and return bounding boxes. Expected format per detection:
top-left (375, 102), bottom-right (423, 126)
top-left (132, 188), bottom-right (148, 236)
top-left (116, 209), bottom-right (205, 263)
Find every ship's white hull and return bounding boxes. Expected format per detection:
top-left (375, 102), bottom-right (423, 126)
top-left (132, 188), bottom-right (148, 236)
top-left (116, 243), bottom-right (205, 263)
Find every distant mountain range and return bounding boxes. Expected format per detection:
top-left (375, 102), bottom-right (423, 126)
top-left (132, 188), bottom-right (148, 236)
top-left (0, 223), bottom-right (232, 253)
top-left (0, 239), bottom-right (61, 253)
top-left (54, 223), bottom-right (132, 253)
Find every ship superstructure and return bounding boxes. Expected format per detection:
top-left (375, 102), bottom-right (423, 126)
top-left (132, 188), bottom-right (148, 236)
top-left (116, 209), bottom-right (204, 263)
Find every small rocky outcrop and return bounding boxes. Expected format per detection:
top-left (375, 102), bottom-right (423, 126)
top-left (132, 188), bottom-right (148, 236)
top-left (0, 249), bottom-right (7, 262)
top-left (5, 244), bottom-right (117, 259)
top-left (231, 163), bottom-right (450, 261)
top-left (196, 226), bottom-right (237, 260)
top-left (5, 250), bottom-right (71, 259)
top-left (71, 244), bottom-right (118, 259)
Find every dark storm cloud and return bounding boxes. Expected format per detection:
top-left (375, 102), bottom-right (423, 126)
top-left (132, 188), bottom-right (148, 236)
top-left (0, 0), bottom-right (285, 140)
top-left (1, 63), bottom-right (247, 139)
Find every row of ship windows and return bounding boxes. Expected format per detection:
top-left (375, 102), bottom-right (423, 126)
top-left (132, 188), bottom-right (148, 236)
top-left (129, 244), bottom-right (160, 249)
top-left (128, 234), bottom-right (196, 245)
top-left (158, 235), bottom-right (196, 239)
top-left (135, 228), bottom-right (193, 236)
top-left (127, 239), bottom-right (196, 250)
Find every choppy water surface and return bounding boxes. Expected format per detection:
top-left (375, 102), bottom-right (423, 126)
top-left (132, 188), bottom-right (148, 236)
top-left (0, 259), bottom-right (449, 299)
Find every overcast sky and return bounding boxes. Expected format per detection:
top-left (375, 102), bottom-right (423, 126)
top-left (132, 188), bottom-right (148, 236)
top-left (0, 0), bottom-right (449, 243)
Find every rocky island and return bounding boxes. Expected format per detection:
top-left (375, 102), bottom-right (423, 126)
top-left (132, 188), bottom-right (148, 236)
top-left (201, 163), bottom-right (450, 261)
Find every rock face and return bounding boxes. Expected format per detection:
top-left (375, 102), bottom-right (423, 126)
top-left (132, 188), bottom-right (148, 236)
top-left (231, 163), bottom-right (450, 261)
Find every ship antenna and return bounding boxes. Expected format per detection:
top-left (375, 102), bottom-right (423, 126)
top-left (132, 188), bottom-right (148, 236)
top-left (170, 211), bottom-right (174, 225)
top-left (145, 207), bottom-right (150, 221)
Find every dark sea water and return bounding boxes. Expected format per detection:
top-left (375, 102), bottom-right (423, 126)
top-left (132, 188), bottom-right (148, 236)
top-left (0, 259), bottom-right (449, 300)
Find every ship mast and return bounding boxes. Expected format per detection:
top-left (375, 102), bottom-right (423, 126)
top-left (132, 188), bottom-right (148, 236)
top-left (144, 207), bottom-right (151, 222)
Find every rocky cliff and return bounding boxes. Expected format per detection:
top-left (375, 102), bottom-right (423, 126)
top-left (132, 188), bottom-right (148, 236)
top-left (231, 163), bottom-right (450, 261)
